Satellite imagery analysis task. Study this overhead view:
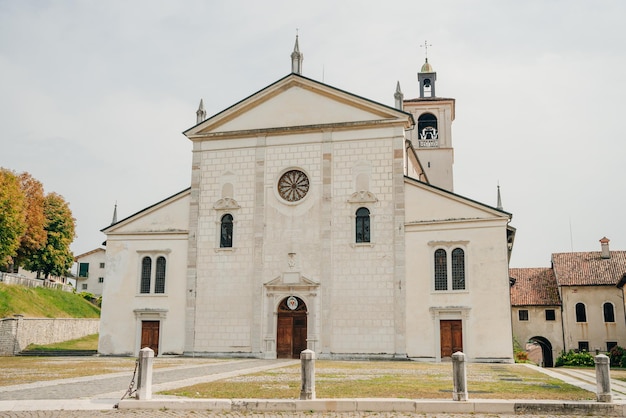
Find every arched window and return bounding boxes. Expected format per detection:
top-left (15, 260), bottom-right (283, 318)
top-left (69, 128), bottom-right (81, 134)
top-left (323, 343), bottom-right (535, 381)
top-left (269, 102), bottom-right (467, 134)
top-left (140, 256), bottom-right (152, 294)
top-left (451, 248), bottom-right (465, 290)
top-left (434, 249), bottom-right (447, 290)
top-left (604, 302), bottom-right (615, 323)
top-left (220, 214), bottom-right (233, 248)
top-left (355, 207), bottom-right (370, 243)
top-left (575, 303), bottom-right (587, 323)
top-left (155, 256), bottom-right (166, 294)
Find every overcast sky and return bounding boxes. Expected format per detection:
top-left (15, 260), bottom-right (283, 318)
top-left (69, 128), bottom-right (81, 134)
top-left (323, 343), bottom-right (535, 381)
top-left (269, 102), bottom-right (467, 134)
top-left (1, 0), bottom-right (624, 268)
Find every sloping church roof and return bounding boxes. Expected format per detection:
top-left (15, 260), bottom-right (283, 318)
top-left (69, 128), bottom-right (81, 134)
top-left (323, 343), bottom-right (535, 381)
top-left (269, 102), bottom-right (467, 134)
top-left (101, 187), bottom-right (191, 233)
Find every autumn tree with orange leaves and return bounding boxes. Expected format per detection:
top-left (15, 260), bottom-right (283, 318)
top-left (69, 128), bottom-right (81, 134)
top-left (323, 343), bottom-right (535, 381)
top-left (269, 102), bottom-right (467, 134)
top-left (0, 168), bottom-right (26, 265)
top-left (0, 168), bottom-right (75, 278)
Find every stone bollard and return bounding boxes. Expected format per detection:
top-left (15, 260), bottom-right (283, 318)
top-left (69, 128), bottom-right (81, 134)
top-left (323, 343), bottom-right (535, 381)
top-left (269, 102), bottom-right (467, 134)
top-left (595, 353), bottom-right (612, 403)
top-left (300, 349), bottom-right (316, 400)
top-left (136, 347), bottom-right (154, 400)
top-left (452, 351), bottom-right (468, 401)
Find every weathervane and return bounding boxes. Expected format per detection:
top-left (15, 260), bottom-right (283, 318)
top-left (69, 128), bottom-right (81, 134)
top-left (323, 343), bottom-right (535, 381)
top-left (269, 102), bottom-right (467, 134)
top-left (420, 40), bottom-right (432, 60)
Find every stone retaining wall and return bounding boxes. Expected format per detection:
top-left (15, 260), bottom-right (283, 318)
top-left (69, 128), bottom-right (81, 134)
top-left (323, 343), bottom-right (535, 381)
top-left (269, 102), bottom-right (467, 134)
top-left (0, 317), bottom-right (100, 356)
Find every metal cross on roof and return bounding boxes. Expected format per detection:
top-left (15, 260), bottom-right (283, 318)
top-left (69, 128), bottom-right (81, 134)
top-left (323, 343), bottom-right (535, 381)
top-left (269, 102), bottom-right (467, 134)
top-left (420, 40), bottom-right (432, 59)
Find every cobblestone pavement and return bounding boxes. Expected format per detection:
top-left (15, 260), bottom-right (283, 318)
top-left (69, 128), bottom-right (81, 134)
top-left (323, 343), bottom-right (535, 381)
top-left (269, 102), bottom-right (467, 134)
top-left (0, 411), bottom-right (612, 417)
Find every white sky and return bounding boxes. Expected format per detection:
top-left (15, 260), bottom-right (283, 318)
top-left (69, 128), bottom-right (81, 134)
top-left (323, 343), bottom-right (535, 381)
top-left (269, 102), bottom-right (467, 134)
top-left (1, 0), bottom-right (624, 268)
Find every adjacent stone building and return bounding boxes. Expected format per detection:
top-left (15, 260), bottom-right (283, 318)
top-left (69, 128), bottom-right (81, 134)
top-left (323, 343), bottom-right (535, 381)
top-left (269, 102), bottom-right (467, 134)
top-left (510, 237), bottom-right (626, 366)
top-left (99, 39), bottom-right (516, 362)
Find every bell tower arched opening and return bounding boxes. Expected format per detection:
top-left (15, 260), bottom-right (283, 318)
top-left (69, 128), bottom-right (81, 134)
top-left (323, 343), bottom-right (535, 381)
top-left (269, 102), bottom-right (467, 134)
top-left (276, 296), bottom-right (308, 359)
top-left (417, 113), bottom-right (439, 145)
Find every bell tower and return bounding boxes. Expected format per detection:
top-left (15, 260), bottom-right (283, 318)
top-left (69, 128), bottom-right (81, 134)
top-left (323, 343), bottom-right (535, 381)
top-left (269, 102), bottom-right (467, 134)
top-left (403, 43), bottom-right (456, 192)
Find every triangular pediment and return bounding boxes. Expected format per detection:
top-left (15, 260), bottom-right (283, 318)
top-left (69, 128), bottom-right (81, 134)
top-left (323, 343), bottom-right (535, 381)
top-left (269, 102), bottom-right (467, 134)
top-left (265, 272), bottom-right (320, 290)
top-left (404, 177), bottom-right (510, 224)
top-left (102, 189), bottom-right (190, 235)
top-left (185, 74), bottom-right (413, 138)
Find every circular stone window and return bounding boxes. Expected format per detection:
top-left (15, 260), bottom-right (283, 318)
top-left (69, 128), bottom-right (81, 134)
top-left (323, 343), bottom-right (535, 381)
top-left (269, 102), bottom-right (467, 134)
top-left (277, 170), bottom-right (309, 202)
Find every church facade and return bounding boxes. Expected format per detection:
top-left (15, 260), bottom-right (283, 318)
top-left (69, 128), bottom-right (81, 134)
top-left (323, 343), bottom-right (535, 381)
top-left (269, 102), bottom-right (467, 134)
top-left (99, 39), bottom-right (515, 362)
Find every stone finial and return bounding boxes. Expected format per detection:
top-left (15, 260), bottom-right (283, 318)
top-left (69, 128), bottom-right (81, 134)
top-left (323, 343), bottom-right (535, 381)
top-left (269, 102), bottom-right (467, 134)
top-left (394, 81), bottom-right (404, 110)
top-left (196, 99), bottom-right (206, 124)
top-left (291, 34), bottom-right (303, 75)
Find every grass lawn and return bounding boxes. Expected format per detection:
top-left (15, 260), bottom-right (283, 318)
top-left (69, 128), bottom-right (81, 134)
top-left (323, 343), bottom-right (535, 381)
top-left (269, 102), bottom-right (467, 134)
top-left (161, 361), bottom-right (594, 401)
top-left (23, 333), bottom-right (99, 351)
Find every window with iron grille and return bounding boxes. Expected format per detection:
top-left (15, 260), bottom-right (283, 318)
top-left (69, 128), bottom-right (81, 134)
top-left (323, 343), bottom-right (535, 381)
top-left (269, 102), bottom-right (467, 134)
top-left (140, 257), bottom-right (152, 294)
top-left (578, 341), bottom-right (589, 352)
top-left (434, 247), bottom-right (466, 291)
top-left (155, 256), bottom-right (166, 294)
top-left (545, 309), bottom-right (556, 321)
top-left (355, 207), bottom-right (370, 243)
top-left (451, 248), bottom-right (465, 290)
top-left (220, 214), bottom-right (233, 248)
top-left (434, 249), bottom-right (447, 290)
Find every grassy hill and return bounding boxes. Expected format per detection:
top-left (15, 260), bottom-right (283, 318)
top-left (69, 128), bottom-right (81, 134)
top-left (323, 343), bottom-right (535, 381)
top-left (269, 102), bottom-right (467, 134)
top-left (0, 283), bottom-right (100, 318)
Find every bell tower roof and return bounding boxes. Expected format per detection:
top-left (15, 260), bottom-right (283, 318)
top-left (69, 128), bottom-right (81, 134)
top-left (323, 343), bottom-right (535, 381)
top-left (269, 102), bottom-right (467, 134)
top-left (420, 58), bottom-right (434, 73)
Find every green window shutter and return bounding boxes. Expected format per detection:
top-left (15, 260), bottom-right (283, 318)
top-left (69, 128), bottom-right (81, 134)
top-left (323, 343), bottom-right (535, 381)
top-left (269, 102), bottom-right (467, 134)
top-left (79, 263), bottom-right (89, 277)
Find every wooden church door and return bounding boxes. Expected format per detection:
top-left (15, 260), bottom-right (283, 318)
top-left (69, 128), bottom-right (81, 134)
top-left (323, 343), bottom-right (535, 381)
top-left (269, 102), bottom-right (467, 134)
top-left (276, 296), bottom-right (307, 359)
top-left (440, 320), bottom-right (462, 358)
top-left (141, 320), bottom-right (160, 356)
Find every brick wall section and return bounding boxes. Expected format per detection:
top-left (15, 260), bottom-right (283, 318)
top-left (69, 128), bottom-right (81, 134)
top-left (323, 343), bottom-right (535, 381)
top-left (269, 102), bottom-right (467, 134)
top-left (0, 318), bottom-right (100, 356)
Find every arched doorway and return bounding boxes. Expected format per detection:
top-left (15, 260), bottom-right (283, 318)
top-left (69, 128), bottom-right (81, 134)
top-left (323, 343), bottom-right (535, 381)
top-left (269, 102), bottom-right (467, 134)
top-left (529, 336), bottom-right (553, 367)
top-left (277, 296), bottom-right (307, 359)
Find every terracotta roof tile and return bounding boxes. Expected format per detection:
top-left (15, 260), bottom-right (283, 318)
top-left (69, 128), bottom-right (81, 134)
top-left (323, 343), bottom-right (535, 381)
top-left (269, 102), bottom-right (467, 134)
top-left (509, 267), bottom-right (560, 306)
top-left (551, 251), bottom-right (626, 286)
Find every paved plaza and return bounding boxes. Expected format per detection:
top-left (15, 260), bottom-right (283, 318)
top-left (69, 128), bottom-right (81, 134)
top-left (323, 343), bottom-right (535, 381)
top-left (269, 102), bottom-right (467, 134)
top-left (0, 357), bottom-right (623, 417)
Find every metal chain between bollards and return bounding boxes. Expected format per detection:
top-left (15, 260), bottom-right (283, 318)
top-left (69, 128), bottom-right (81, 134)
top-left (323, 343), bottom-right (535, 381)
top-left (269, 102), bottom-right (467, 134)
top-left (119, 358), bottom-right (139, 402)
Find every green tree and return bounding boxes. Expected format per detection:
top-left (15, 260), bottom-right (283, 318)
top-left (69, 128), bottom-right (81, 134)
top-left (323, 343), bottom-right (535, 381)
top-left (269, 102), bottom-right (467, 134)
top-left (0, 168), bottom-right (26, 266)
top-left (14, 172), bottom-right (47, 267)
top-left (23, 193), bottom-right (75, 278)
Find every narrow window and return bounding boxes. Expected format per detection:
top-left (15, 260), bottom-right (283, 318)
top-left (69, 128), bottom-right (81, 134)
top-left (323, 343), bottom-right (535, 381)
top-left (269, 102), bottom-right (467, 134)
top-left (518, 310), bottom-right (529, 321)
top-left (434, 249), bottom-right (447, 290)
top-left (451, 248), bottom-right (465, 290)
top-left (545, 309), bottom-right (556, 321)
top-left (578, 341), bottom-right (589, 352)
top-left (355, 207), bottom-right (370, 243)
top-left (575, 303), bottom-right (587, 322)
top-left (98, 277), bottom-right (104, 283)
top-left (140, 256), bottom-right (152, 294)
top-left (155, 256), bottom-right (166, 294)
top-left (220, 214), bottom-right (233, 248)
top-left (603, 302), bottom-right (615, 323)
